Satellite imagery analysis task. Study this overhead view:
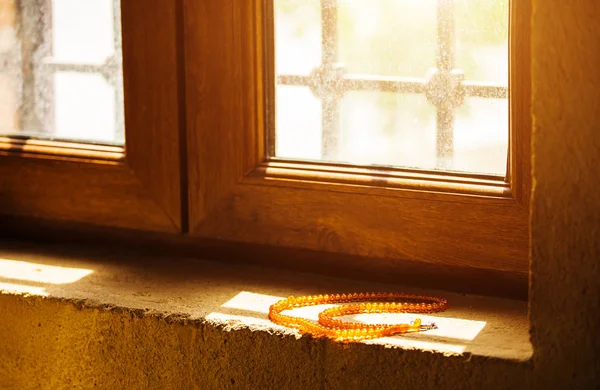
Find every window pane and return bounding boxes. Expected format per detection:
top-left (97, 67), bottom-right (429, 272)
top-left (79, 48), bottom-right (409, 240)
top-left (276, 85), bottom-right (322, 160)
top-left (0, 0), bottom-right (124, 145)
top-left (338, 0), bottom-right (437, 78)
top-left (456, 0), bottom-right (508, 85)
top-left (275, 1), bottom-right (321, 76)
top-left (273, 0), bottom-right (509, 176)
top-left (339, 91), bottom-right (436, 169)
top-left (453, 97), bottom-right (508, 175)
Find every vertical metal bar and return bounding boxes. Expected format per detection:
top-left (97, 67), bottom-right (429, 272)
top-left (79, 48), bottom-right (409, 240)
top-left (436, 0), bottom-right (455, 168)
top-left (320, 0), bottom-right (340, 161)
top-left (112, 0), bottom-right (125, 145)
top-left (321, 0), bottom-right (337, 65)
top-left (40, 0), bottom-right (55, 136)
top-left (0, 0), bottom-right (21, 132)
top-left (15, 0), bottom-right (44, 135)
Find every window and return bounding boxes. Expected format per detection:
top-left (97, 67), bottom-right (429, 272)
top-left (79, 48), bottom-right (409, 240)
top-left (184, 0), bottom-right (530, 279)
top-left (0, 0), bottom-right (531, 289)
top-left (272, 0), bottom-right (509, 176)
top-left (1, 0), bottom-right (124, 144)
top-left (0, 1), bottom-right (184, 232)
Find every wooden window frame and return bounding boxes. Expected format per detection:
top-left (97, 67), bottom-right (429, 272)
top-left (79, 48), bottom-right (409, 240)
top-left (184, 0), bottom-right (531, 276)
top-left (0, 1), bottom-right (184, 233)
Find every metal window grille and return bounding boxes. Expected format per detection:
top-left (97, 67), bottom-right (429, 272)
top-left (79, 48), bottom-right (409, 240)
top-left (5, 0), bottom-right (124, 143)
top-left (276, 0), bottom-right (508, 167)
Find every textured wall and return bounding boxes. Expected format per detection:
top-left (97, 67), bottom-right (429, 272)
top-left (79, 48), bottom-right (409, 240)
top-left (530, 0), bottom-right (600, 388)
top-left (0, 295), bottom-right (528, 390)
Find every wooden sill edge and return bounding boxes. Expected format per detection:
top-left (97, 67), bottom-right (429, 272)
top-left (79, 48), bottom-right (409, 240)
top-left (0, 137), bottom-right (124, 164)
top-left (245, 160), bottom-right (513, 201)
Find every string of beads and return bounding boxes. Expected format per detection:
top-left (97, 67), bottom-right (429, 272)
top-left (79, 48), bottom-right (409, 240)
top-left (268, 292), bottom-right (448, 342)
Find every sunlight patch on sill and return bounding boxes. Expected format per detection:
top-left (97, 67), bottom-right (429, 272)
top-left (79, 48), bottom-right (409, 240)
top-left (0, 282), bottom-right (48, 296)
top-left (348, 313), bottom-right (486, 341)
top-left (220, 291), bottom-right (487, 343)
top-left (221, 291), bottom-right (281, 314)
top-left (0, 259), bottom-right (94, 284)
top-left (206, 311), bottom-right (466, 355)
top-left (363, 336), bottom-right (466, 355)
top-left (206, 312), bottom-right (291, 333)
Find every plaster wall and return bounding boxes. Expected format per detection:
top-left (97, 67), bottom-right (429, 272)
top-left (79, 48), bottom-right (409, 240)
top-left (530, 0), bottom-right (600, 388)
top-left (0, 295), bottom-right (528, 389)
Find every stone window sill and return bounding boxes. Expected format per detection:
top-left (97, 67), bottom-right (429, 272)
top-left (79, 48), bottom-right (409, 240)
top-left (0, 240), bottom-right (532, 388)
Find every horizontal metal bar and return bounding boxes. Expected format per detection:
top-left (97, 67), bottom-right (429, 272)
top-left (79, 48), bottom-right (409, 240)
top-left (277, 74), bottom-right (311, 85)
top-left (40, 58), bottom-right (122, 87)
top-left (344, 74), bottom-right (425, 94)
top-left (277, 74), bottom-right (507, 99)
top-left (41, 58), bottom-right (120, 74)
top-left (463, 82), bottom-right (507, 99)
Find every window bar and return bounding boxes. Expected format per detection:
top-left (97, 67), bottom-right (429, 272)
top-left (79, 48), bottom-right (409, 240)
top-left (279, 74), bottom-right (507, 99)
top-left (40, 0), bottom-right (55, 136)
top-left (112, 0), bottom-right (124, 145)
top-left (320, 0), bottom-right (340, 161)
top-left (16, 0), bottom-right (44, 135)
top-left (0, 1), bottom-right (21, 130)
top-left (435, 0), bottom-right (456, 168)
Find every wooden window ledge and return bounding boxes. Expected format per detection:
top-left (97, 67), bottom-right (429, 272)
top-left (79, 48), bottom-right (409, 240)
top-left (0, 241), bottom-right (532, 389)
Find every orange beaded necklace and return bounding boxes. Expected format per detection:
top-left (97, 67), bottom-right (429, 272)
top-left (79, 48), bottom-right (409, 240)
top-left (268, 292), bottom-right (448, 342)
